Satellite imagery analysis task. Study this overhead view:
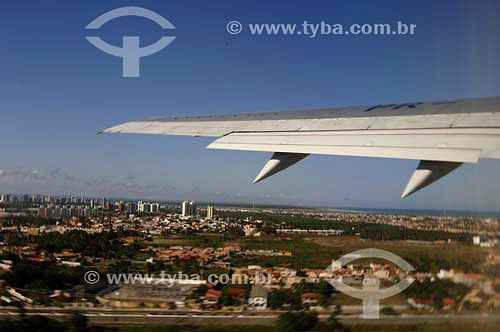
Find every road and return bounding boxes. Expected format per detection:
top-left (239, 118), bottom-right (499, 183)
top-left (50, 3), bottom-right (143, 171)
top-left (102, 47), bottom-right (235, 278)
top-left (0, 307), bottom-right (498, 325)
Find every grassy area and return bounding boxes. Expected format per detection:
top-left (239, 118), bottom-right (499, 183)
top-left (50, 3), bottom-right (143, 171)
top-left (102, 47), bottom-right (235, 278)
top-left (307, 236), bottom-right (495, 273)
top-left (151, 234), bottom-right (341, 269)
top-left (232, 235), bottom-right (494, 272)
top-left (150, 234), bottom-right (497, 274)
top-left (236, 237), bottom-right (341, 269)
top-left (151, 237), bottom-right (199, 247)
top-left (152, 234), bottom-right (228, 248)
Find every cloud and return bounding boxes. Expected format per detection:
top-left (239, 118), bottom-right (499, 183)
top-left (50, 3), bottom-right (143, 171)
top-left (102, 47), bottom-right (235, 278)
top-left (49, 168), bottom-right (62, 177)
top-left (0, 168), bottom-right (302, 206)
top-left (0, 169), bottom-right (47, 184)
top-left (0, 168), bottom-right (181, 198)
top-left (28, 169), bottom-right (48, 181)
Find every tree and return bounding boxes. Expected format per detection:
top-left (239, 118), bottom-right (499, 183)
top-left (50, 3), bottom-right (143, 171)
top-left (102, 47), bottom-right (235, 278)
top-left (275, 312), bottom-right (319, 332)
top-left (380, 306), bottom-right (399, 316)
top-left (316, 314), bottom-right (349, 332)
top-left (220, 294), bottom-right (240, 307)
top-left (68, 313), bottom-right (89, 332)
top-left (268, 289), bottom-right (302, 310)
top-left (268, 289), bottom-right (288, 309)
top-left (317, 293), bottom-right (330, 307)
top-left (0, 315), bottom-right (65, 332)
top-left (333, 304), bottom-right (342, 315)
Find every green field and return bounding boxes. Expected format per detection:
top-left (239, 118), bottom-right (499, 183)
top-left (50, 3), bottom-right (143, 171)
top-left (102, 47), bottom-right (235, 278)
top-left (151, 234), bottom-right (496, 274)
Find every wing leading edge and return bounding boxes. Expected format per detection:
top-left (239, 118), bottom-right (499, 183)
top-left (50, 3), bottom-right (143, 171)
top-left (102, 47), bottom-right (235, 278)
top-left (100, 96), bottom-right (500, 198)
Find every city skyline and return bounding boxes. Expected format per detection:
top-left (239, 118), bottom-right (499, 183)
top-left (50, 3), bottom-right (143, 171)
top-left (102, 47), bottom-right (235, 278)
top-left (3, 191), bottom-right (500, 217)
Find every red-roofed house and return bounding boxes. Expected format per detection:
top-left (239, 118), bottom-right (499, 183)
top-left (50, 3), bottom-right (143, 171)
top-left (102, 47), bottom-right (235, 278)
top-left (227, 288), bottom-right (246, 299)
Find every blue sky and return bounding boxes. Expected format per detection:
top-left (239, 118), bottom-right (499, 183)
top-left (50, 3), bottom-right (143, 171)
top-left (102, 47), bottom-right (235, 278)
top-left (1, 0), bottom-right (499, 211)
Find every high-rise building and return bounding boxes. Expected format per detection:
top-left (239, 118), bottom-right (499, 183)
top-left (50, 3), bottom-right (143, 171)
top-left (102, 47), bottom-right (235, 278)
top-left (181, 200), bottom-right (197, 217)
top-left (190, 201), bottom-right (196, 216)
top-left (127, 202), bottom-right (137, 214)
top-left (181, 201), bottom-right (189, 216)
top-left (0, 194), bottom-right (9, 203)
top-left (138, 201), bottom-right (160, 214)
top-left (206, 206), bottom-right (214, 219)
top-left (151, 203), bottom-right (160, 213)
top-left (138, 201), bottom-right (148, 213)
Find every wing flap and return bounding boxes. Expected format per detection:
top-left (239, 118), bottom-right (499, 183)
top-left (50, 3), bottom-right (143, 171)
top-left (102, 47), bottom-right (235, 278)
top-left (207, 130), bottom-right (488, 163)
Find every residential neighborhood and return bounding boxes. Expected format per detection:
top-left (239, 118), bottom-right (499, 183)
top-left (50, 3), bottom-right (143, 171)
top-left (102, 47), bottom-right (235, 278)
top-left (0, 193), bottom-right (498, 318)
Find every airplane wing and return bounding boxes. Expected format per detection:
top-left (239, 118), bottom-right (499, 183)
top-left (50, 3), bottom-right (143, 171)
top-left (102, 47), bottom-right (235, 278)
top-left (100, 96), bottom-right (500, 198)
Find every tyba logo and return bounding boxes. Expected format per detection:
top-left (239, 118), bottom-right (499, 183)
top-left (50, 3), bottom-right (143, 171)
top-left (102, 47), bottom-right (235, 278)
top-left (327, 248), bottom-right (415, 319)
top-left (85, 6), bottom-right (176, 77)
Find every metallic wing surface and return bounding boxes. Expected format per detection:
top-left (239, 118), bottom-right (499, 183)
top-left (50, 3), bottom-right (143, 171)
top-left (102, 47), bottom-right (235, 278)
top-left (100, 96), bottom-right (500, 197)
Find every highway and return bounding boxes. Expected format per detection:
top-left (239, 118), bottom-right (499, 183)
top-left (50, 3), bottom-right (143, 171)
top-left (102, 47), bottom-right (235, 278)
top-left (0, 307), bottom-right (498, 325)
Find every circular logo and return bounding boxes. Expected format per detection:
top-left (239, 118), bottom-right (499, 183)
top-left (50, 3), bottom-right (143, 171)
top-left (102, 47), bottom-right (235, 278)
top-left (227, 21), bottom-right (243, 34)
top-left (84, 270), bottom-right (100, 284)
top-left (326, 248), bottom-right (415, 319)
